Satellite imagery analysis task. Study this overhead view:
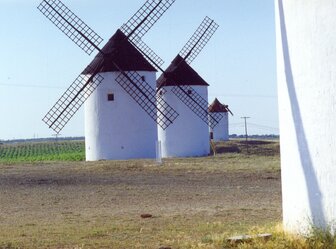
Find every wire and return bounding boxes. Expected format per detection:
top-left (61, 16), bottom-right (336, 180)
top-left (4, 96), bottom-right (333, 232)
top-left (229, 122), bottom-right (279, 133)
top-left (0, 83), bottom-right (64, 89)
top-left (248, 122), bottom-right (279, 131)
top-left (208, 93), bottom-right (277, 98)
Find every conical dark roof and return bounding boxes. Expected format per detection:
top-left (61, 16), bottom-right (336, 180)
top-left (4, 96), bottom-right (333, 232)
top-left (157, 55), bottom-right (209, 88)
top-left (83, 29), bottom-right (156, 74)
top-left (208, 98), bottom-right (229, 113)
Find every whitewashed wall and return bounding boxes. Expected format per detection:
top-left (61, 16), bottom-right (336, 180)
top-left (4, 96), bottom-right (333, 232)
top-left (158, 86), bottom-right (210, 158)
top-left (85, 71), bottom-right (158, 161)
top-left (211, 112), bottom-right (229, 141)
top-left (275, 0), bottom-right (336, 233)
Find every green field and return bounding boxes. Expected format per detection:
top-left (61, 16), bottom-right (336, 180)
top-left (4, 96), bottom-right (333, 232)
top-left (0, 139), bottom-right (279, 163)
top-left (0, 140), bottom-right (85, 162)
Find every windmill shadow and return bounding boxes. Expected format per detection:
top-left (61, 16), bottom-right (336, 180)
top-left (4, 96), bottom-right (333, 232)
top-left (278, 0), bottom-right (326, 228)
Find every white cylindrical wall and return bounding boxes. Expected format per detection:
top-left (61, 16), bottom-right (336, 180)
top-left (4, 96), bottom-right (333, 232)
top-left (276, 0), bottom-right (336, 233)
top-left (211, 112), bottom-right (229, 141)
top-left (158, 86), bottom-right (210, 158)
top-left (84, 71), bottom-right (158, 161)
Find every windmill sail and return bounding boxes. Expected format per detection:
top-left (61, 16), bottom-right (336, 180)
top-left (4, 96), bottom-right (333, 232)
top-left (179, 16), bottom-right (219, 65)
top-left (129, 39), bottom-right (164, 68)
top-left (38, 0), bottom-right (178, 133)
top-left (121, 0), bottom-right (176, 68)
top-left (120, 0), bottom-right (176, 41)
top-left (37, 0), bottom-right (103, 55)
top-left (176, 85), bottom-right (222, 129)
top-left (171, 85), bottom-right (223, 129)
top-left (115, 71), bottom-right (177, 129)
top-left (42, 63), bottom-right (104, 134)
top-left (227, 108), bottom-right (233, 116)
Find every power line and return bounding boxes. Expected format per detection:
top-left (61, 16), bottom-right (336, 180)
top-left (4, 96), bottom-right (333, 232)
top-left (0, 83), bottom-right (64, 89)
top-left (230, 122), bottom-right (279, 131)
top-left (230, 123), bottom-right (245, 127)
top-left (248, 122), bottom-right (279, 132)
top-left (208, 93), bottom-right (277, 98)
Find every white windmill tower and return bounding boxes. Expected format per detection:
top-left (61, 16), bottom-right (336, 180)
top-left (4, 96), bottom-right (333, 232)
top-left (83, 30), bottom-right (160, 161)
top-left (37, 0), bottom-right (178, 161)
top-left (276, 0), bottom-right (336, 233)
top-left (152, 17), bottom-right (222, 158)
top-left (157, 56), bottom-right (211, 157)
top-left (208, 98), bottom-right (233, 142)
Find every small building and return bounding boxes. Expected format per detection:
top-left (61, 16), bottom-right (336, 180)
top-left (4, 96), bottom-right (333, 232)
top-left (208, 98), bottom-right (230, 141)
top-left (83, 30), bottom-right (158, 161)
top-left (157, 55), bottom-right (210, 158)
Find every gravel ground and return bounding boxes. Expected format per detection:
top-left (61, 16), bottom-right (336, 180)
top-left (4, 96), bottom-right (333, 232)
top-left (0, 159), bottom-right (281, 222)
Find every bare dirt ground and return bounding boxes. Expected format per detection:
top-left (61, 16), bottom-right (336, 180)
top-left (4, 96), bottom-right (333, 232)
top-left (0, 143), bottom-right (281, 248)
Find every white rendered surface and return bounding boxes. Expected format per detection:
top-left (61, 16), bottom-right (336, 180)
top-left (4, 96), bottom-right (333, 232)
top-left (85, 71), bottom-right (157, 161)
top-left (276, 0), bottom-right (336, 233)
top-left (211, 112), bottom-right (229, 141)
top-left (158, 86), bottom-right (210, 158)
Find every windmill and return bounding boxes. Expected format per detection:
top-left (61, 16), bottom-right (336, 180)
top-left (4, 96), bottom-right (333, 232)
top-left (208, 98), bottom-right (233, 141)
top-left (133, 16), bottom-right (220, 157)
top-left (37, 0), bottom-right (178, 160)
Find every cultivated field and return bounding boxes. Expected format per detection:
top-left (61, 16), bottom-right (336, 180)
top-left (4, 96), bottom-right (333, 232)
top-left (0, 140), bottom-right (282, 248)
top-left (0, 141), bottom-right (85, 163)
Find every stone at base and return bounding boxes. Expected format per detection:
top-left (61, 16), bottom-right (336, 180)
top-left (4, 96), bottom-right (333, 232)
top-left (227, 233), bottom-right (272, 244)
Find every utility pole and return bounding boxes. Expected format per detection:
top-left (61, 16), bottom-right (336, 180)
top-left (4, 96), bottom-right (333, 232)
top-left (241, 117), bottom-right (250, 153)
top-left (52, 133), bottom-right (61, 142)
top-left (52, 133), bottom-right (61, 155)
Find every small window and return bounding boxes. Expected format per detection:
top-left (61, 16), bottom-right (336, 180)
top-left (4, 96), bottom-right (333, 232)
top-left (107, 93), bottom-right (114, 101)
top-left (141, 76), bottom-right (146, 81)
top-left (187, 89), bottom-right (192, 95)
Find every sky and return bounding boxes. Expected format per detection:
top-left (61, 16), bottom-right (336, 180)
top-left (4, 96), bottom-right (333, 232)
top-left (0, 0), bottom-right (277, 140)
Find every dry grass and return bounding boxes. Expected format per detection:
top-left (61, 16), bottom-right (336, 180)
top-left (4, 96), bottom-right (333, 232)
top-left (222, 224), bottom-right (336, 249)
top-left (0, 140), bottom-right (281, 248)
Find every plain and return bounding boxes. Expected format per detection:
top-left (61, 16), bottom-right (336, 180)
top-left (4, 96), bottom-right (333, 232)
top-left (0, 140), bottom-right (282, 248)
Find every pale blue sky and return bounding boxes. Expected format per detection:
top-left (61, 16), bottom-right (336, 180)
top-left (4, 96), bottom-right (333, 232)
top-left (0, 0), bottom-right (277, 140)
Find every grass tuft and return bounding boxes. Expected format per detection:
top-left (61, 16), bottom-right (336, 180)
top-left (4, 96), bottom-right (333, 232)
top-left (0, 242), bottom-right (19, 249)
